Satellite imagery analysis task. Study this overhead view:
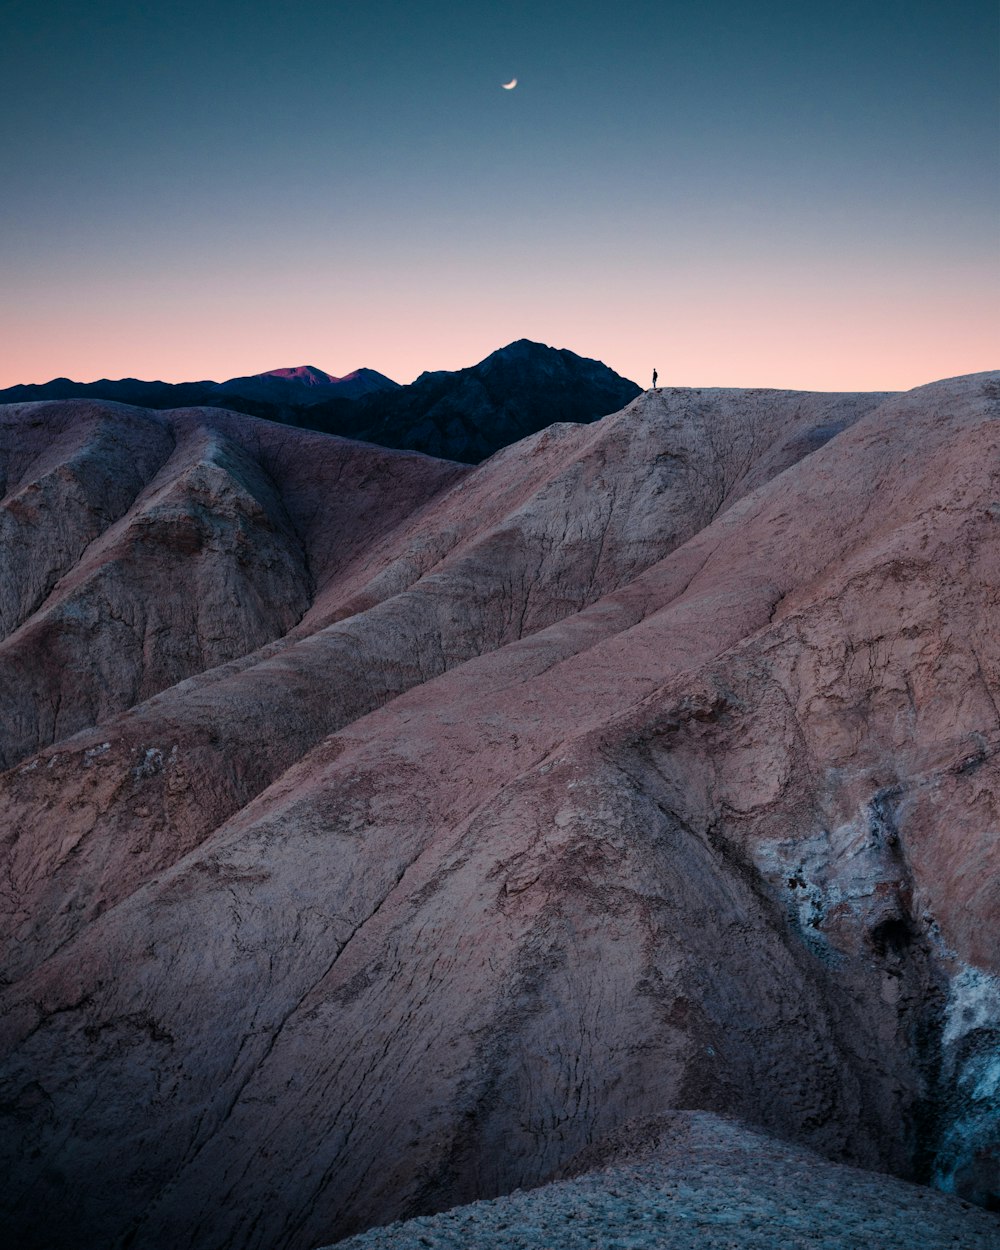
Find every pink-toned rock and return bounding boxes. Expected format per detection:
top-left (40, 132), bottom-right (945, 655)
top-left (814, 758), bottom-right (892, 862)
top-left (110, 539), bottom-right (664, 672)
top-left (0, 388), bottom-right (882, 982)
top-left (0, 401), bottom-right (174, 638)
top-left (0, 401), bottom-right (466, 770)
top-left (0, 377), bottom-right (997, 1250)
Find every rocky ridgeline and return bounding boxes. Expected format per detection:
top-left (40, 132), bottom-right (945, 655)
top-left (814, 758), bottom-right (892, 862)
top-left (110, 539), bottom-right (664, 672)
top-left (0, 374), bottom-right (997, 1250)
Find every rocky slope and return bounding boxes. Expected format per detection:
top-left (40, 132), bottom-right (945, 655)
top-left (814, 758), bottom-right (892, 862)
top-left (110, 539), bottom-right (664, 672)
top-left (325, 1112), bottom-right (999, 1250)
top-left (0, 401), bottom-right (465, 772)
top-left (0, 375), bottom-right (997, 1250)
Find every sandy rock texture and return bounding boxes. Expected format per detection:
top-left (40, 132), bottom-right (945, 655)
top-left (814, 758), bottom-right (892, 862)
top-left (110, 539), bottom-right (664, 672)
top-left (325, 1112), bottom-right (998, 1250)
top-left (0, 377), bottom-right (997, 1250)
top-left (0, 400), bottom-right (465, 771)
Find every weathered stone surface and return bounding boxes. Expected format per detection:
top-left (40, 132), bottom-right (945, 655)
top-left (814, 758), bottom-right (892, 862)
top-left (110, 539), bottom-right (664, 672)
top-left (0, 387), bottom-right (883, 983)
top-left (0, 401), bottom-right (175, 639)
top-left (0, 401), bottom-right (466, 771)
top-left (0, 375), bottom-right (997, 1250)
top-left (324, 1112), bottom-right (999, 1249)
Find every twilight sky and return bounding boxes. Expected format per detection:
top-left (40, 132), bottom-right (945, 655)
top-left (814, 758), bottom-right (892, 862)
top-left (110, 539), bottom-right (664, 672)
top-left (2, 0), bottom-right (997, 390)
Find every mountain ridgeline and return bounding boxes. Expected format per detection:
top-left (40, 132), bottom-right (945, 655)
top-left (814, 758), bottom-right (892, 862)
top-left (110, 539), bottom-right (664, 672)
top-left (0, 341), bottom-right (642, 463)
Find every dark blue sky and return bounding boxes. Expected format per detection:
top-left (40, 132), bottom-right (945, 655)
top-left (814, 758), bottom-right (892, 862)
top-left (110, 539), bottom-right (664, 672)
top-left (2, 0), bottom-right (997, 388)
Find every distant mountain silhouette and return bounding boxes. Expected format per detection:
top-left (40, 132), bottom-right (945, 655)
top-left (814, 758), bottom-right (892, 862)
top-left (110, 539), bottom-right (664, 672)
top-left (257, 366), bottom-right (341, 384)
top-left (0, 376), bottom-right (216, 408)
top-left (338, 340), bottom-right (642, 461)
top-left (212, 366), bottom-right (399, 406)
top-left (0, 342), bottom-right (641, 463)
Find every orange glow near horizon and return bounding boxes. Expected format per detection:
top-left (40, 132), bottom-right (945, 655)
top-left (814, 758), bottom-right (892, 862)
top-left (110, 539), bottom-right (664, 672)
top-left (3, 254), bottom-right (996, 394)
top-left (3, 2), bottom-right (996, 401)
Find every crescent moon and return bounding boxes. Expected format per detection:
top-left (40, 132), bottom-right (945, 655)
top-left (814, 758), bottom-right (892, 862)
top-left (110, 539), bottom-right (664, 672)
top-left (502, 78), bottom-right (517, 90)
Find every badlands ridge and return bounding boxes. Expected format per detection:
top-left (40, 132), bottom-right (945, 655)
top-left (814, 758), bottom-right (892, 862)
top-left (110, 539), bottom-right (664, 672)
top-left (0, 375), bottom-right (998, 1249)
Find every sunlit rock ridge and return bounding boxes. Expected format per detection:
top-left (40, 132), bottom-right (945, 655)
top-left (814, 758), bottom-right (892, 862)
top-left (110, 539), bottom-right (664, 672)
top-left (0, 373), bottom-right (997, 1250)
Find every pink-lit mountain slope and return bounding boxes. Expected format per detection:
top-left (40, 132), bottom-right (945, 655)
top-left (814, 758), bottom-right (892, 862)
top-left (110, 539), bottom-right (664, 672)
top-left (260, 366), bottom-right (341, 384)
top-left (212, 365), bottom-right (400, 404)
top-left (0, 375), bottom-right (997, 1250)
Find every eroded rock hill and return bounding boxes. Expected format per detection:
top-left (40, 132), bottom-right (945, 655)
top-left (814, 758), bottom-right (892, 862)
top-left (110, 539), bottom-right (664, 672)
top-left (0, 377), bottom-right (997, 1250)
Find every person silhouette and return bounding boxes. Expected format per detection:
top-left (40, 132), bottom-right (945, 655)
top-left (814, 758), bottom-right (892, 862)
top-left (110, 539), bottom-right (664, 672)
top-left (652, 368), bottom-right (658, 391)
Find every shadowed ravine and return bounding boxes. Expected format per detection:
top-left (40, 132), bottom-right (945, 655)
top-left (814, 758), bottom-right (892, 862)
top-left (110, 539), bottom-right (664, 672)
top-left (0, 378), bottom-right (998, 1250)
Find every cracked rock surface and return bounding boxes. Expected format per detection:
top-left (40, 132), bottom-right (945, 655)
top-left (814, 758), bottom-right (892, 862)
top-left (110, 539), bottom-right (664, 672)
top-left (0, 379), bottom-right (998, 1250)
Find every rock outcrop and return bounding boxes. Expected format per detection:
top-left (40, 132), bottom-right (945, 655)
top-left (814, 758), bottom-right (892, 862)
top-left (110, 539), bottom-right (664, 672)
top-left (0, 375), bottom-right (997, 1250)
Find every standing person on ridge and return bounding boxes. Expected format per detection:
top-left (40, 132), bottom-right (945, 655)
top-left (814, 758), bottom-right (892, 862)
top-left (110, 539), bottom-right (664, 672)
top-left (652, 368), bottom-right (658, 391)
